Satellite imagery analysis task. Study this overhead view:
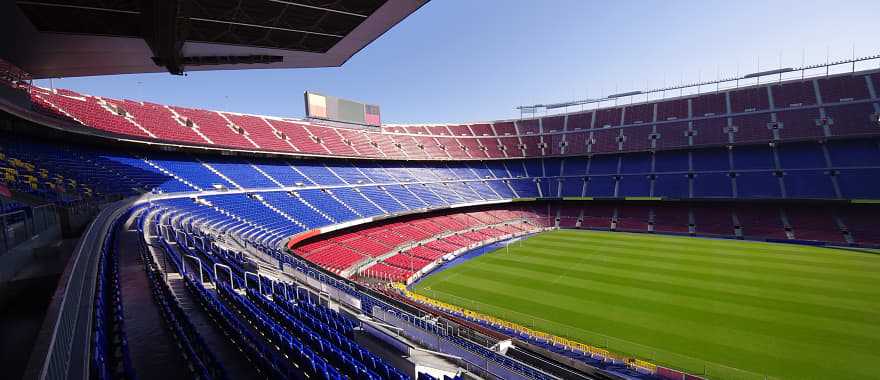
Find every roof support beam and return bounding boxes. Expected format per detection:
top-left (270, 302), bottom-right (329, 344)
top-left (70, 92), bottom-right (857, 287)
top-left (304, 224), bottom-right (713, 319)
top-left (140, 0), bottom-right (187, 75)
top-left (266, 0), bottom-right (369, 18)
top-left (188, 17), bottom-right (345, 38)
top-left (16, 1), bottom-right (139, 14)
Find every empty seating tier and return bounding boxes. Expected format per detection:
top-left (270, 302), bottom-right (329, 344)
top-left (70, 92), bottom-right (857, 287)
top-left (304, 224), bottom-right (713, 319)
top-left (10, 69), bottom-right (879, 161)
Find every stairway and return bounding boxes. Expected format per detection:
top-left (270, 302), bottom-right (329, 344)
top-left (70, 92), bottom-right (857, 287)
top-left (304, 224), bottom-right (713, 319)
top-left (216, 111), bottom-right (261, 149)
top-left (199, 161), bottom-right (242, 189)
top-left (325, 189), bottom-right (363, 218)
top-left (96, 98), bottom-right (157, 138)
top-left (355, 187), bottom-right (387, 214)
top-left (292, 192), bottom-right (336, 223)
top-left (249, 164), bottom-right (286, 188)
top-left (254, 194), bottom-right (308, 230)
top-left (142, 158), bottom-right (202, 191)
top-left (165, 105), bottom-right (214, 144)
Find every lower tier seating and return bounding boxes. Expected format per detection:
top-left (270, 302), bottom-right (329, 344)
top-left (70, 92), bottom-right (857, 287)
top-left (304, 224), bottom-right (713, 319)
top-left (291, 205), bottom-right (548, 281)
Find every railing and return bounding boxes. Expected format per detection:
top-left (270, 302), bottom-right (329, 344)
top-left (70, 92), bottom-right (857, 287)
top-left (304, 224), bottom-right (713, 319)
top-left (517, 53), bottom-right (880, 117)
top-left (261, 243), bottom-right (557, 380)
top-left (0, 204), bottom-right (58, 255)
top-left (0, 57), bottom-right (32, 87)
top-left (30, 198), bottom-right (139, 380)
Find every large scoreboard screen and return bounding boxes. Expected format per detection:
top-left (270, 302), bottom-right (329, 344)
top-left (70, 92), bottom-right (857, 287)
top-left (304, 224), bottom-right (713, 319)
top-left (305, 92), bottom-right (381, 127)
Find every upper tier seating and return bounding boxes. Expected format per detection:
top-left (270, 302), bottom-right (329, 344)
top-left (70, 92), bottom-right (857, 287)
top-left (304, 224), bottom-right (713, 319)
top-left (15, 69), bottom-right (879, 160)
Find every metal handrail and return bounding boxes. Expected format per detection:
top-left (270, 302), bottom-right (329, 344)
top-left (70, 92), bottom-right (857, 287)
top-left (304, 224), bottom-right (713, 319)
top-left (34, 198), bottom-right (138, 380)
top-left (517, 53), bottom-right (880, 115)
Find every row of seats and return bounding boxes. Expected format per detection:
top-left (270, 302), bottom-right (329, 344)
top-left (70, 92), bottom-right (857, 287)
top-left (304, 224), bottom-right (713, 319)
top-left (156, 189), bottom-right (878, 283)
top-left (135, 210), bottom-right (229, 379)
top-left (189, 277), bottom-right (322, 378)
top-left (0, 198), bottom-right (25, 214)
top-left (0, 143), bottom-right (96, 204)
top-left (551, 201), bottom-right (877, 244)
top-left (378, 305), bottom-right (552, 380)
top-left (389, 73), bottom-right (878, 133)
top-left (18, 71), bottom-right (880, 160)
top-left (6, 131), bottom-right (879, 251)
top-left (6, 134), bottom-right (880, 231)
top-left (363, 222), bottom-right (534, 283)
top-left (150, 207), bottom-right (410, 380)
top-left (239, 286), bottom-right (388, 380)
top-left (146, 198), bottom-right (631, 380)
top-left (440, 303), bottom-right (654, 380)
top-left (7, 134), bottom-right (880, 206)
top-left (291, 206), bottom-right (547, 278)
top-left (145, 183), bottom-right (879, 380)
top-left (93, 218), bottom-right (135, 380)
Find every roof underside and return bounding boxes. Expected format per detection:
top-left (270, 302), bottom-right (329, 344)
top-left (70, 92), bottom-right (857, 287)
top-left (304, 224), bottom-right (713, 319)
top-left (3, 0), bottom-right (427, 78)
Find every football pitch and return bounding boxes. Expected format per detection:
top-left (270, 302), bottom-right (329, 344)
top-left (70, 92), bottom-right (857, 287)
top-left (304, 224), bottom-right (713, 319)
top-left (412, 229), bottom-right (880, 380)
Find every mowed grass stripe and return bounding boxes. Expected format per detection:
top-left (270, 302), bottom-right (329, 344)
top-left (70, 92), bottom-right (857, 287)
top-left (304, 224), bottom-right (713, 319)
top-left (483, 248), bottom-right (880, 312)
top-left (420, 280), bottom-right (876, 380)
top-left (432, 232), bottom-right (880, 319)
top-left (476, 256), bottom-right (880, 324)
top-left (494, 242), bottom-right (880, 299)
top-left (422, 276), bottom-right (880, 363)
top-left (442, 264), bottom-right (880, 349)
top-left (480, 242), bottom-right (880, 341)
top-left (414, 230), bottom-right (880, 380)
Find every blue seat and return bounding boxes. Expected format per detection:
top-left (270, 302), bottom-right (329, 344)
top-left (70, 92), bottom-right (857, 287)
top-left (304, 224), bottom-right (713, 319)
top-left (654, 150), bottom-right (689, 172)
top-left (587, 155), bottom-right (618, 175)
top-left (585, 176), bottom-right (616, 197)
top-left (783, 170), bottom-right (836, 199)
top-left (560, 178), bottom-right (584, 197)
top-left (692, 173), bottom-right (733, 198)
top-left (617, 175), bottom-right (650, 197)
top-left (736, 172), bottom-right (782, 198)
top-left (653, 174), bottom-right (689, 198)
top-left (837, 169), bottom-right (880, 199)
top-left (777, 143), bottom-right (826, 169)
top-left (619, 152), bottom-right (652, 174)
top-left (732, 145), bottom-right (775, 170)
top-left (692, 148), bottom-right (730, 171)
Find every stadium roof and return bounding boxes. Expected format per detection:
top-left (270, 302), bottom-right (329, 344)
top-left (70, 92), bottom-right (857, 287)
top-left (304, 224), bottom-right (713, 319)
top-left (1, 0), bottom-right (427, 78)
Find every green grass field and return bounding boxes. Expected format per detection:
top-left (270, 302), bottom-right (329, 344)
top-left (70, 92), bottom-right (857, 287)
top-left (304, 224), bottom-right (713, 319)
top-left (412, 229), bottom-right (880, 380)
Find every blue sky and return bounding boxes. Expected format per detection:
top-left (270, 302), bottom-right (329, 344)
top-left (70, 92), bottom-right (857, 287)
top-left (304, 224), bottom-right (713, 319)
top-left (37, 0), bottom-right (880, 124)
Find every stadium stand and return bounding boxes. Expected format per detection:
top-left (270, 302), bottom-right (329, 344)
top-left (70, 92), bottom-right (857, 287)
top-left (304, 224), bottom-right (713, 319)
top-left (5, 69), bottom-right (877, 161)
top-left (5, 58), bottom-right (880, 380)
top-left (290, 206), bottom-right (547, 283)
